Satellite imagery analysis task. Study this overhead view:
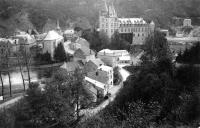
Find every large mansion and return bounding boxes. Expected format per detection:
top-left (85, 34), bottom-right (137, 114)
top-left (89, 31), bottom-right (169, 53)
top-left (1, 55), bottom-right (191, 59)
top-left (99, 1), bottom-right (155, 45)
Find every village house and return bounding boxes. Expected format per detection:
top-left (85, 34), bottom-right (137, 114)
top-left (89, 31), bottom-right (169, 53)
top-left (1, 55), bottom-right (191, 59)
top-left (14, 32), bottom-right (36, 53)
top-left (84, 58), bottom-right (105, 73)
top-left (85, 65), bottom-right (113, 98)
top-left (183, 18), bottom-right (192, 27)
top-left (42, 30), bottom-right (64, 58)
top-left (97, 49), bottom-right (130, 67)
top-left (60, 61), bottom-right (83, 75)
top-left (73, 46), bottom-right (95, 64)
top-left (85, 76), bottom-right (108, 98)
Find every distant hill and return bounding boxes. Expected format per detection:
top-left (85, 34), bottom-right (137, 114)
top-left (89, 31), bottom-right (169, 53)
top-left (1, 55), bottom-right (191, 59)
top-left (0, 0), bottom-right (200, 36)
top-left (114, 0), bottom-right (200, 28)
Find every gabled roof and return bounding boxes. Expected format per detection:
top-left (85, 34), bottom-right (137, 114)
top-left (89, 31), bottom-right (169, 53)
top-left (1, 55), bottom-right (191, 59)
top-left (75, 37), bottom-right (90, 48)
top-left (76, 46), bottom-right (95, 56)
top-left (85, 76), bottom-right (105, 89)
top-left (60, 62), bottom-right (81, 72)
top-left (89, 58), bottom-right (104, 67)
top-left (98, 65), bottom-right (112, 72)
top-left (98, 49), bottom-right (129, 56)
top-left (44, 30), bottom-right (63, 41)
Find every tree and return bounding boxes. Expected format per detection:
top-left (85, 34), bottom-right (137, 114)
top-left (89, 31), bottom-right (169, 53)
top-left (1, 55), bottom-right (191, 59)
top-left (142, 30), bottom-right (171, 63)
top-left (54, 43), bottom-right (67, 62)
top-left (176, 42), bottom-right (200, 64)
top-left (16, 52), bottom-right (26, 92)
top-left (52, 68), bottom-right (93, 119)
top-left (109, 31), bottom-right (131, 51)
top-left (82, 30), bottom-right (109, 52)
top-left (14, 83), bottom-right (75, 128)
top-left (113, 67), bottom-right (122, 85)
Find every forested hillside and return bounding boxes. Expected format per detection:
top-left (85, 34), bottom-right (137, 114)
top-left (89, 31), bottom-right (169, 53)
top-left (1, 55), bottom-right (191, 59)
top-left (0, 0), bottom-right (200, 36)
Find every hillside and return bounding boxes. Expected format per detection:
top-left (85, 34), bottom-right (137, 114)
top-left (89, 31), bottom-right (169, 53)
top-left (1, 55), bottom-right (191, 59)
top-left (0, 0), bottom-right (200, 36)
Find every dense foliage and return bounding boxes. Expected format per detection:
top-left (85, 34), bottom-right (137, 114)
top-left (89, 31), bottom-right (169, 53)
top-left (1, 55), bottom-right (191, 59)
top-left (82, 30), bottom-right (109, 52)
top-left (176, 42), bottom-right (200, 64)
top-left (54, 43), bottom-right (70, 62)
top-left (109, 32), bottom-right (131, 51)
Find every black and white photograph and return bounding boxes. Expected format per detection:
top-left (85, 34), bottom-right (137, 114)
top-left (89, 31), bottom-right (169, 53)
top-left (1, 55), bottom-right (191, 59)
top-left (0, 0), bottom-right (199, 127)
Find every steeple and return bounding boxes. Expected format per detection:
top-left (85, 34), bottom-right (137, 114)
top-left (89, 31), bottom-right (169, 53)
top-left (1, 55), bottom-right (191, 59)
top-left (56, 19), bottom-right (60, 30)
top-left (100, 0), bottom-right (117, 17)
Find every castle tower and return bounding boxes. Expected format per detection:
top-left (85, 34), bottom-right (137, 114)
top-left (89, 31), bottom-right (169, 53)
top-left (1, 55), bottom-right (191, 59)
top-left (150, 21), bottom-right (155, 32)
top-left (99, 0), bottom-right (118, 38)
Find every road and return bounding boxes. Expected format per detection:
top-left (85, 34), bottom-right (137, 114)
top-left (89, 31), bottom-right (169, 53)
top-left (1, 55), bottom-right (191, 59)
top-left (0, 95), bottom-right (23, 110)
top-left (80, 67), bottom-right (130, 121)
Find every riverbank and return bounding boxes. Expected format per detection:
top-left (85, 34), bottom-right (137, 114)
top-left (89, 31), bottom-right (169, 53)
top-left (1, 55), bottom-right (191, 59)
top-left (1, 62), bottom-right (63, 72)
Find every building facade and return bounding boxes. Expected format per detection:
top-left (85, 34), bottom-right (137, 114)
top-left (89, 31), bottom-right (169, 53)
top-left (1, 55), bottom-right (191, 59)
top-left (97, 49), bottom-right (130, 67)
top-left (99, 1), bottom-right (155, 45)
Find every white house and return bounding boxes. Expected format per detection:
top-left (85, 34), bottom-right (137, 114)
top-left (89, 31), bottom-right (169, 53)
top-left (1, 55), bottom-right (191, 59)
top-left (42, 30), bottom-right (64, 58)
top-left (97, 49), bottom-right (130, 67)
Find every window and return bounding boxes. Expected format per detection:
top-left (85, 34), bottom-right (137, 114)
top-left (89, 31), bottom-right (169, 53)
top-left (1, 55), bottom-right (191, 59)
top-left (138, 34), bottom-right (140, 37)
top-left (96, 72), bottom-right (98, 76)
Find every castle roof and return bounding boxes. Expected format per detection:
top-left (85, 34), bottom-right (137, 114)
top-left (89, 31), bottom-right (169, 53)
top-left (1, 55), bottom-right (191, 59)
top-left (118, 18), bottom-right (147, 25)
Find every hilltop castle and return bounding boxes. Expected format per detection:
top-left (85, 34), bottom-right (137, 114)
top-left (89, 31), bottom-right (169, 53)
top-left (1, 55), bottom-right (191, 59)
top-left (99, 0), bottom-right (155, 45)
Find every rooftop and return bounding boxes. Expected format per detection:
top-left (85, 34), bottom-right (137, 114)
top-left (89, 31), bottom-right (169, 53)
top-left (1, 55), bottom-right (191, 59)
top-left (119, 56), bottom-right (131, 61)
top-left (85, 76), bottom-right (105, 89)
top-left (98, 65), bottom-right (112, 72)
top-left (44, 30), bottom-right (63, 41)
top-left (90, 58), bottom-right (104, 67)
top-left (60, 61), bottom-right (82, 72)
top-left (98, 49), bottom-right (129, 56)
top-left (118, 18), bottom-right (147, 25)
top-left (76, 46), bottom-right (95, 56)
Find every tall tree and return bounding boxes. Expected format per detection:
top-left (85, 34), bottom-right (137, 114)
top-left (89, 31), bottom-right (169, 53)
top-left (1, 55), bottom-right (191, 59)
top-left (54, 43), bottom-right (67, 62)
top-left (142, 30), bottom-right (171, 63)
top-left (109, 31), bottom-right (131, 51)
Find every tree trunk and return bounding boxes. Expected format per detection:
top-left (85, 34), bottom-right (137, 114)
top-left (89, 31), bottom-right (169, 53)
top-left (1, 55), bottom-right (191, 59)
top-left (17, 55), bottom-right (26, 91)
top-left (24, 48), bottom-right (31, 85)
top-left (76, 84), bottom-right (79, 120)
top-left (0, 72), bottom-right (4, 100)
top-left (8, 71), bottom-right (12, 97)
top-left (6, 42), bottom-right (12, 97)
